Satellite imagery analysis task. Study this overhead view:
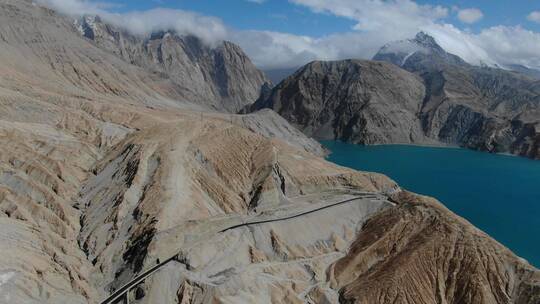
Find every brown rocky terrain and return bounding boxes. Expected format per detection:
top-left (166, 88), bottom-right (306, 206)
top-left (381, 33), bottom-right (540, 159)
top-left (75, 15), bottom-right (270, 113)
top-left (332, 191), bottom-right (540, 304)
top-left (0, 1), bottom-right (538, 303)
top-left (248, 32), bottom-right (540, 159)
top-left (246, 59), bottom-right (433, 145)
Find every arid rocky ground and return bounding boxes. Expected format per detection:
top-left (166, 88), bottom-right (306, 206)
top-left (0, 1), bottom-right (538, 303)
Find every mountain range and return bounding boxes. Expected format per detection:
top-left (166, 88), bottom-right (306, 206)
top-left (248, 32), bottom-right (540, 159)
top-left (75, 15), bottom-right (269, 113)
top-left (0, 1), bottom-right (539, 304)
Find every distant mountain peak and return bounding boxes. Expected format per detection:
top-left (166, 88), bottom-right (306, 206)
top-left (414, 31), bottom-right (431, 41)
top-left (71, 14), bottom-right (269, 112)
top-left (373, 31), bottom-right (466, 68)
top-left (412, 31), bottom-right (443, 51)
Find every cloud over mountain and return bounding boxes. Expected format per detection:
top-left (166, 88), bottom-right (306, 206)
top-left (528, 11), bottom-right (540, 24)
top-left (36, 0), bottom-right (540, 70)
top-left (457, 8), bottom-right (484, 24)
top-left (36, 0), bottom-right (229, 45)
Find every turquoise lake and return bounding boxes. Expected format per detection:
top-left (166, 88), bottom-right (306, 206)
top-left (321, 141), bottom-right (540, 267)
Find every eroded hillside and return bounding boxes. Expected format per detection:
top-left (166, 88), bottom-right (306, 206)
top-left (249, 33), bottom-right (540, 159)
top-left (0, 1), bottom-right (538, 303)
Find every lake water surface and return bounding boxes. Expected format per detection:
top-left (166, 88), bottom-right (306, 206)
top-left (321, 141), bottom-right (540, 267)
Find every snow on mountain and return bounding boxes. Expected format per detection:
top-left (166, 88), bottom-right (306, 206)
top-left (377, 40), bottom-right (428, 66)
top-left (373, 32), bottom-right (453, 67)
top-left (373, 32), bottom-right (507, 69)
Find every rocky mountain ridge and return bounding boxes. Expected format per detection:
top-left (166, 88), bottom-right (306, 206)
top-left (75, 15), bottom-right (270, 113)
top-left (373, 31), bottom-right (468, 68)
top-left (249, 32), bottom-right (540, 159)
top-left (0, 1), bottom-right (539, 303)
top-left (508, 64), bottom-right (540, 80)
top-left (247, 59), bottom-right (433, 145)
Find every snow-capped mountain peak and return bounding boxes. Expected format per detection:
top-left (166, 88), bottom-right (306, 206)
top-left (373, 32), bottom-right (465, 68)
top-left (412, 31), bottom-right (443, 51)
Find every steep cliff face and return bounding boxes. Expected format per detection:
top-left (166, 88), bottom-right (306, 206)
top-left (75, 15), bottom-right (269, 112)
top-left (249, 32), bottom-right (540, 159)
top-left (375, 32), bottom-right (540, 158)
top-left (248, 60), bottom-right (431, 145)
top-left (331, 191), bottom-right (540, 304)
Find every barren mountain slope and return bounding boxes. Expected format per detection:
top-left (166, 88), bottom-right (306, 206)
top-left (331, 191), bottom-right (540, 304)
top-left (0, 1), bottom-right (319, 302)
top-left (74, 116), bottom-right (539, 304)
top-left (0, 1), bottom-right (538, 304)
top-left (76, 112), bottom-right (400, 303)
top-left (375, 32), bottom-right (540, 158)
top-left (247, 60), bottom-right (432, 145)
top-left (0, 1), bottom-right (218, 112)
top-left (75, 15), bottom-right (269, 113)
top-left (249, 33), bottom-right (540, 159)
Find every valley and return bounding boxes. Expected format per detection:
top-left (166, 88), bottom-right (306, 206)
top-left (0, 1), bottom-right (538, 304)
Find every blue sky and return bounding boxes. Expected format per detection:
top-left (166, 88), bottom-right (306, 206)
top-left (102, 0), bottom-right (356, 36)
top-left (41, 0), bottom-right (540, 69)
top-left (101, 0), bottom-right (540, 36)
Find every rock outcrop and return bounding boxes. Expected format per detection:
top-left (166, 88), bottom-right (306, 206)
top-left (0, 1), bottom-right (538, 304)
top-left (247, 60), bottom-right (432, 145)
top-left (249, 32), bottom-right (540, 159)
top-left (373, 31), bottom-right (467, 68)
top-left (377, 32), bottom-right (540, 158)
top-left (331, 191), bottom-right (540, 304)
top-left (75, 15), bottom-right (270, 112)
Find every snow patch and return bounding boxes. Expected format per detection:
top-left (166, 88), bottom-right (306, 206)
top-left (378, 40), bottom-right (428, 56)
top-left (84, 15), bottom-right (96, 31)
top-left (73, 19), bottom-right (84, 36)
top-left (73, 16), bottom-right (101, 39)
top-left (401, 51), bottom-right (417, 66)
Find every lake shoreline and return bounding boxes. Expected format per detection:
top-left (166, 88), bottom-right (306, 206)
top-left (319, 140), bottom-right (535, 161)
top-left (321, 140), bottom-right (540, 268)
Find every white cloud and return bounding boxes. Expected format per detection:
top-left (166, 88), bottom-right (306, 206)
top-left (290, 0), bottom-right (448, 34)
top-left (246, 0), bottom-right (266, 3)
top-left (528, 11), bottom-right (540, 24)
top-left (280, 0), bottom-right (540, 70)
top-left (232, 0), bottom-right (448, 68)
top-left (422, 24), bottom-right (493, 65)
top-left (109, 9), bottom-right (228, 44)
top-left (36, 0), bottom-right (540, 70)
top-left (232, 30), bottom-right (355, 69)
top-left (35, 0), bottom-right (112, 15)
top-left (36, 0), bottom-right (229, 45)
top-left (474, 26), bottom-right (540, 68)
top-left (457, 8), bottom-right (483, 24)
top-left (233, 25), bottom-right (500, 69)
top-left (233, 30), bottom-right (419, 69)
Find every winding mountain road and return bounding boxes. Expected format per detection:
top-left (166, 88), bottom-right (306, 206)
top-left (100, 194), bottom-right (380, 304)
